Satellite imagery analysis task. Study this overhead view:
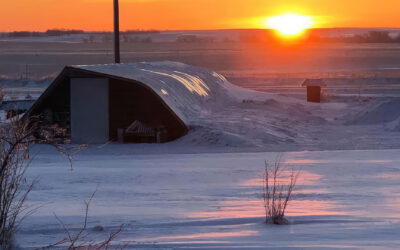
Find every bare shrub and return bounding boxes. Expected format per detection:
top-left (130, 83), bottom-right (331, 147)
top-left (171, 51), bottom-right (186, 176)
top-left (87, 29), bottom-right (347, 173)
top-left (263, 156), bottom-right (300, 225)
top-left (0, 117), bottom-right (86, 248)
top-left (54, 144), bottom-right (87, 171)
top-left (0, 119), bottom-right (35, 249)
top-left (40, 191), bottom-right (125, 250)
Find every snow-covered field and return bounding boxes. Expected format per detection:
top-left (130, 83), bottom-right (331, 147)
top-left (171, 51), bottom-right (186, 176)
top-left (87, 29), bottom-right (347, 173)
top-left (3, 83), bottom-right (399, 248)
top-left (17, 147), bottom-right (400, 249)
top-left (3, 56), bottom-right (400, 249)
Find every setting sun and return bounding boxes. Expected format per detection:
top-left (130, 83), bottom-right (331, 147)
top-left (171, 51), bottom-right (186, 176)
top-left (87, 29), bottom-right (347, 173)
top-left (265, 14), bottom-right (314, 37)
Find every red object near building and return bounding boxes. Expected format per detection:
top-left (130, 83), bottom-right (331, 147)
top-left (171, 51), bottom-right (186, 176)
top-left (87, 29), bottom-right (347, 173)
top-left (302, 79), bottom-right (327, 103)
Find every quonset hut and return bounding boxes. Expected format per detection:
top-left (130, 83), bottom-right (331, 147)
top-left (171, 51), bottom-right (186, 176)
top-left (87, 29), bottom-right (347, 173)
top-left (24, 62), bottom-right (238, 144)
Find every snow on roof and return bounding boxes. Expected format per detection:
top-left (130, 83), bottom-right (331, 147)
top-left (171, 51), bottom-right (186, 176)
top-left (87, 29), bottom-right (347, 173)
top-left (302, 79), bottom-right (327, 87)
top-left (73, 61), bottom-right (242, 125)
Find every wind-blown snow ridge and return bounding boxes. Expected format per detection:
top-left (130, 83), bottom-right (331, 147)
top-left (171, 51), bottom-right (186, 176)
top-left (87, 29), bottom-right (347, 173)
top-left (76, 61), bottom-right (271, 125)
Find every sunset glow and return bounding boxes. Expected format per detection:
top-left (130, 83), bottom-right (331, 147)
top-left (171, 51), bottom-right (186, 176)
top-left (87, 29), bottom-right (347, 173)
top-left (1, 0), bottom-right (400, 31)
top-left (265, 14), bottom-right (314, 37)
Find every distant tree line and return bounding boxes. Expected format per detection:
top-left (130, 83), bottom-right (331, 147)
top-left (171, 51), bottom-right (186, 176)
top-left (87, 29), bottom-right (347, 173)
top-left (91, 34), bottom-right (153, 44)
top-left (6, 29), bottom-right (160, 38)
top-left (311, 30), bottom-right (400, 43)
top-left (121, 30), bottom-right (160, 35)
top-left (4, 29), bottom-right (400, 44)
top-left (45, 29), bottom-right (84, 36)
top-left (7, 29), bottom-right (84, 37)
top-left (7, 31), bottom-right (44, 38)
top-left (236, 30), bottom-right (400, 44)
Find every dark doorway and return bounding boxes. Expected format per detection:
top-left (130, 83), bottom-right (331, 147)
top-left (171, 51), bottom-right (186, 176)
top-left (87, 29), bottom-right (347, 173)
top-left (108, 79), bottom-right (187, 143)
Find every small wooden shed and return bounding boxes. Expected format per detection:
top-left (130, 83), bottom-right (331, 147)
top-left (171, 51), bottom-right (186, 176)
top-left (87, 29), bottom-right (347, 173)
top-left (302, 79), bottom-right (327, 103)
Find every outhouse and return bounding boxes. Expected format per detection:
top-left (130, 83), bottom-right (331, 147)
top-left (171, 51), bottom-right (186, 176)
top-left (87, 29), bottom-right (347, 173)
top-left (302, 79), bottom-right (327, 103)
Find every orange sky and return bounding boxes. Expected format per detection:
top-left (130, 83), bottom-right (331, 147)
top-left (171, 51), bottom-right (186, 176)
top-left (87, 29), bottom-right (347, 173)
top-left (1, 0), bottom-right (400, 31)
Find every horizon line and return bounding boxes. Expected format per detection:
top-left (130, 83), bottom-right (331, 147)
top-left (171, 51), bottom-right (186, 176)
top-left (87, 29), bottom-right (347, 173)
top-left (2, 27), bottom-right (400, 33)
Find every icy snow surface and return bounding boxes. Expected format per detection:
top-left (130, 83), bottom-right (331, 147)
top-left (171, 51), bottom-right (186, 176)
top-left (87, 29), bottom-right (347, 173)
top-left (17, 147), bottom-right (400, 249)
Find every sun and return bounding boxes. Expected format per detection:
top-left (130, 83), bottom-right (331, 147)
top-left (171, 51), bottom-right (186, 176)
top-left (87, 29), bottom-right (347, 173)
top-left (264, 14), bottom-right (314, 37)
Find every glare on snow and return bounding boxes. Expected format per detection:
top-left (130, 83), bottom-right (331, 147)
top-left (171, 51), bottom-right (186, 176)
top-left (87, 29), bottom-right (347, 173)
top-left (141, 69), bottom-right (210, 97)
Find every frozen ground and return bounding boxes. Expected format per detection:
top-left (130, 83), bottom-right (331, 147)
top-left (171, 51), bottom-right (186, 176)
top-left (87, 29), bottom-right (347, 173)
top-left (17, 148), bottom-right (400, 249)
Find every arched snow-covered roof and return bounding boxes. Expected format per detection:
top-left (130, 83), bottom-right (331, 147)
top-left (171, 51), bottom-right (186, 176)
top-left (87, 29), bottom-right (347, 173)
top-left (75, 61), bottom-right (241, 124)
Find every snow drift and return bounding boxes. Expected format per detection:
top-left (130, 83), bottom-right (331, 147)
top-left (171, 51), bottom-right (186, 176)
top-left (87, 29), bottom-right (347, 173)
top-left (385, 117), bottom-right (400, 132)
top-left (76, 61), bottom-right (247, 125)
top-left (346, 98), bottom-right (400, 125)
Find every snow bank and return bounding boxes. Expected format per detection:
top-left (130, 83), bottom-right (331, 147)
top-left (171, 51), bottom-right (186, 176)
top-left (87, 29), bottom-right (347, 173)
top-left (346, 98), bottom-right (400, 125)
top-left (385, 117), bottom-right (400, 132)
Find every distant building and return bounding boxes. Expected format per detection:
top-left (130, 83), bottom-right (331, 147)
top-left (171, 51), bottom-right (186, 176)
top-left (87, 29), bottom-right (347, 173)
top-left (23, 62), bottom-right (230, 144)
top-left (302, 79), bottom-right (327, 103)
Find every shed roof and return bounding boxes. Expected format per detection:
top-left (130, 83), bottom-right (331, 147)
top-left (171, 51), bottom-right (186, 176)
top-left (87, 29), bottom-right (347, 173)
top-left (302, 79), bottom-right (327, 87)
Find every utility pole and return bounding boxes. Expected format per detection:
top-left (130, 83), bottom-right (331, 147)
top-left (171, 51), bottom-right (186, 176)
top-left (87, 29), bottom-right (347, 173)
top-left (114, 0), bottom-right (121, 63)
